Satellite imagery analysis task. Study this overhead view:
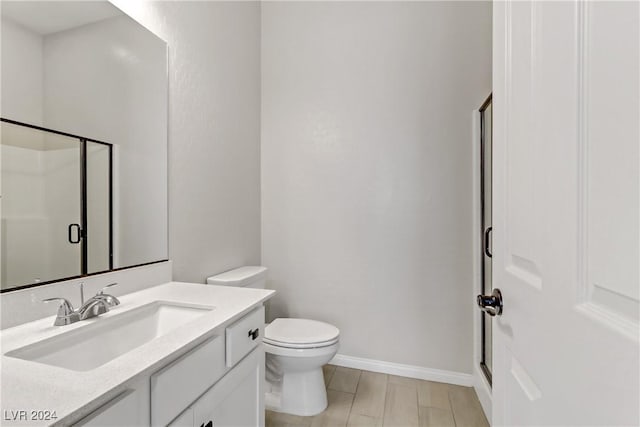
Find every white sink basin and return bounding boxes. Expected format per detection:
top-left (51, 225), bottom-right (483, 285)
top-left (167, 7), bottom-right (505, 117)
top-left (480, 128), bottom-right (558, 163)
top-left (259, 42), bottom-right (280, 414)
top-left (5, 301), bottom-right (214, 371)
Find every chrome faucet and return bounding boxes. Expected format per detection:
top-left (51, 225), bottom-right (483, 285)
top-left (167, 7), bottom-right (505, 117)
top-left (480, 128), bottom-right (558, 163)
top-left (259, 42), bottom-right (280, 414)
top-left (42, 282), bottom-right (120, 326)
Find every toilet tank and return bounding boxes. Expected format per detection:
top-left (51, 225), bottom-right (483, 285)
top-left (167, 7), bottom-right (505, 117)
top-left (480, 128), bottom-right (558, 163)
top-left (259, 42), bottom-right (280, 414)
top-left (206, 266), bottom-right (267, 289)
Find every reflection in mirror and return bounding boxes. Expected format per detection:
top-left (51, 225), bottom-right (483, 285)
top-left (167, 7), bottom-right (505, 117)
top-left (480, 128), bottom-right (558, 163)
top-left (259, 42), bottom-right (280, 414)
top-left (1, 122), bottom-right (84, 287)
top-left (87, 141), bottom-right (111, 275)
top-left (1, 1), bottom-right (168, 292)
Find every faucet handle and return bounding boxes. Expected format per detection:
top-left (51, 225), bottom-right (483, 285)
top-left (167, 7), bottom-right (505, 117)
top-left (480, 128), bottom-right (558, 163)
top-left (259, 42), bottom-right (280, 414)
top-left (42, 297), bottom-right (75, 316)
top-left (97, 283), bottom-right (120, 307)
top-left (42, 298), bottom-right (80, 326)
top-left (98, 283), bottom-right (118, 295)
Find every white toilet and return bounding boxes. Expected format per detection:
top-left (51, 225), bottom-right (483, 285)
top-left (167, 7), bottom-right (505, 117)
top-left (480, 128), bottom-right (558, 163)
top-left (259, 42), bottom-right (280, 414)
top-left (207, 266), bottom-right (340, 417)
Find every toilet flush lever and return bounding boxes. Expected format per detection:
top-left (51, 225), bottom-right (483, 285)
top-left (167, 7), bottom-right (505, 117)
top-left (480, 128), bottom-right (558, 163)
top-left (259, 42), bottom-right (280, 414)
top-left (248, 328), bottom-right (259, 340)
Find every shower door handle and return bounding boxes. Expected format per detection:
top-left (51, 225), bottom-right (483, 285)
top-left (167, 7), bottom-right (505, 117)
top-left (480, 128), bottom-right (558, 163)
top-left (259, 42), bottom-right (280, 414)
top-left (68, 223), bottom-right (82, 244)
top-left (484, 226), bottom-right (493, 258)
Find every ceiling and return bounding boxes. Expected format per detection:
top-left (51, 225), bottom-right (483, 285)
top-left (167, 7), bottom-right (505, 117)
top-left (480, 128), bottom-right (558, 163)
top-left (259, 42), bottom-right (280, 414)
top-left (1, 1), bottom-right (122, 36)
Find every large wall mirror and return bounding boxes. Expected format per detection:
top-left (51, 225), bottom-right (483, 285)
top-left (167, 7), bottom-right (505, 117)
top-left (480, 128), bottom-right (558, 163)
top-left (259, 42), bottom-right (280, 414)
top-left (0, 1), bottom-right (168, 292)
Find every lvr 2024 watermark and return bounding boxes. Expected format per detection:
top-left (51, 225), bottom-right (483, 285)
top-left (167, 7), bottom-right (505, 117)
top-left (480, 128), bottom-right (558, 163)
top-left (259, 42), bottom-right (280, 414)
top-left (3, 410), bottom-right (58, 422)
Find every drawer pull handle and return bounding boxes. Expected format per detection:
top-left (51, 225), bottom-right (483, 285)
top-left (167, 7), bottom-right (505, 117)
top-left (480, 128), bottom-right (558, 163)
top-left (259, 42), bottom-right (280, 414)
top-left (248, 328), bottom-right (260, 340)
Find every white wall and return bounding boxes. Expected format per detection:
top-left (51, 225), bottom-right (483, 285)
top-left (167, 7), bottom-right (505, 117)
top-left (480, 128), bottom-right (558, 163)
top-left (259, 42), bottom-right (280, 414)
top-left (261, 1), bottom-right (492, 374)
top-left (111, 1), bottom-right (262, 283)
top-left (0, 17), bottom-right (43, 124)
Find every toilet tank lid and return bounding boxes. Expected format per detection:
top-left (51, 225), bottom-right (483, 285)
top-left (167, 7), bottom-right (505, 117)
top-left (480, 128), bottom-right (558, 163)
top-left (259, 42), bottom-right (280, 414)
top-left (206, 266), bottom-right (267, 286)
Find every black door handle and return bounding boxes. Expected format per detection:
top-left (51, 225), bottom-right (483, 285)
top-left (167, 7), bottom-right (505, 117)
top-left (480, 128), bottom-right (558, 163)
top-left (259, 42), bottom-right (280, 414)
top-left (484, 226), bottom-right (493, 258)
top-left (205, 421), bottom-right (213, 427)
top-left (68, 223), bottom-right (82, 244)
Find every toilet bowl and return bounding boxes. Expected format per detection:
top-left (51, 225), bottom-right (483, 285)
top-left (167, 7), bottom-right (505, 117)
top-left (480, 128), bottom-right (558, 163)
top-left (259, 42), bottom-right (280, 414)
top-left (206, 267), bottom-right (340, 417)
top-left (264, 318), bottom-right (340, 416)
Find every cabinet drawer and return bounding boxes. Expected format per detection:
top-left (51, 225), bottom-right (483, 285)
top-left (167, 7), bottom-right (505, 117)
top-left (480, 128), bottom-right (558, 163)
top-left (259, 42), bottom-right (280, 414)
top-left (226, 306), bottom-right (264, 367)
top-left (151, 335), bottom-right (226, 427)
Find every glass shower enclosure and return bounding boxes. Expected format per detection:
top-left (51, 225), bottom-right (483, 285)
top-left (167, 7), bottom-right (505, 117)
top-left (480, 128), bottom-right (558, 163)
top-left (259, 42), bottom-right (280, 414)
top-left (0, 118), bottom-right (112, 290)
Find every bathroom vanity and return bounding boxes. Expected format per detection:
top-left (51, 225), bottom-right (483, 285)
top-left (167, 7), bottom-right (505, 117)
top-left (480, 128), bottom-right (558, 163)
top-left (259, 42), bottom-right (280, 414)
top-left (0, 282), bottom-right (274, 426)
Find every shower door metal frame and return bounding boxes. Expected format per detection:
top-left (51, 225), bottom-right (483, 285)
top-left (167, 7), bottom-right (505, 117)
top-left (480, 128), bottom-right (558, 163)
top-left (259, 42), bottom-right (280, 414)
top-left (479, 94), bottom-right (493, 386)
top-left (0, 117), bottom-right (113, 291)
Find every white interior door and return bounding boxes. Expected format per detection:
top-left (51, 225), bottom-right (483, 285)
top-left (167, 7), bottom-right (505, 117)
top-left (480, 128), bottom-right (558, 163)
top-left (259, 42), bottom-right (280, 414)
top-left (491, 1), bottom-right (639, 425)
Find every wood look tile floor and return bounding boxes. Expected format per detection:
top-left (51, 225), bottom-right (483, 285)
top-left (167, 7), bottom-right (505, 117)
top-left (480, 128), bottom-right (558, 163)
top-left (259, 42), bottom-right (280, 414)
top-left (266, 365), bottom-right (489, 427)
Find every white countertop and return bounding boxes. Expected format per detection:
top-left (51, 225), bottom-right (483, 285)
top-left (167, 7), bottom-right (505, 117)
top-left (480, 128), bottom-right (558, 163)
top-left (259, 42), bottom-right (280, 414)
top-left (0, 282), bottom-right (274, 426)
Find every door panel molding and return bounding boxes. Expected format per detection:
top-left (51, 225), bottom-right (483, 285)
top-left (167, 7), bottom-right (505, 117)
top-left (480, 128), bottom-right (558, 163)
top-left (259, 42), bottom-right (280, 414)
top-left (575, 0), bottom-right (639, 339)
top-left (504, 0), bottom-right (543, 292)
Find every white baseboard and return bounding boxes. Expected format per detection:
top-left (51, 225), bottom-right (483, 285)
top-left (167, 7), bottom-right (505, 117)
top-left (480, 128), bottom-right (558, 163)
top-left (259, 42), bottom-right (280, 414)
top-left (329, 354), bottom-right (473, 387)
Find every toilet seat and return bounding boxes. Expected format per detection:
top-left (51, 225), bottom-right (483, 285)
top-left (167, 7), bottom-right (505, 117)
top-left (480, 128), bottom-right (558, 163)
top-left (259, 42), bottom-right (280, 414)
top-left (264, 336), bottom-right (339, 349)
top-left (265, 318), bottom-right (339, 349)
top-left (263, 340), bottom-right (339, 357)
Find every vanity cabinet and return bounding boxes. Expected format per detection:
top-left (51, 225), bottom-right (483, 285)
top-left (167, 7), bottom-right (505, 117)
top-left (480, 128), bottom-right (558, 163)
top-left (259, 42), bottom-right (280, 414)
top-left (74, 305), bottom-right (265, 427)
top-left (154, 306), bottom-right (265, 427)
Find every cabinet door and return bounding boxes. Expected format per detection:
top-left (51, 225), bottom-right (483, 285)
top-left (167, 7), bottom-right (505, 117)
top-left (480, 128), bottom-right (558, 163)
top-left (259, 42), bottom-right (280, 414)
top-left (194, 347), bottom-right (264, 427)
top-left (74, 378), bottom-right (149, 427)
top-left (151, 335), bottom-right (226, 427)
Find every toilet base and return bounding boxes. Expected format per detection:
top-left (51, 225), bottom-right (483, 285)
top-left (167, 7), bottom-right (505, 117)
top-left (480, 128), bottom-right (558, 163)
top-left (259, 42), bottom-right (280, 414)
top-left (266, 367), bottom-right (328, 416)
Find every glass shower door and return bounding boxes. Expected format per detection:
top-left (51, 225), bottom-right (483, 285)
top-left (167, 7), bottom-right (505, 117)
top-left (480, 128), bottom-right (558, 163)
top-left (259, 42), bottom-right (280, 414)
top-left (1, 121), bottom-right (82, 289)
